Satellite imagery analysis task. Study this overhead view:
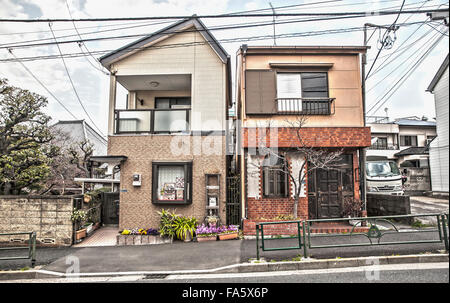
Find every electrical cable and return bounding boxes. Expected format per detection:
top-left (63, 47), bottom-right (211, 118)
top-left (7, 48), bottom-right (79, 120)
top-left (48, 22), bottom-right (106, 138)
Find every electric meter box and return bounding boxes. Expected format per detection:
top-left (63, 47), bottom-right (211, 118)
top-left (132, 174), bottom-right (141, 186)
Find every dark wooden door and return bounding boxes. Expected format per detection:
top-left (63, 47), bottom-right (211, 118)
top-left (317, 168), bottom-right (341, 218)
top-left (102, 192), bottom-right (120, 225)
top-left (308, 154), bottom-right (354, 219)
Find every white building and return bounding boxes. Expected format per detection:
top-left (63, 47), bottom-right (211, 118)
top-left (427, 54), bottom-right (449, 195)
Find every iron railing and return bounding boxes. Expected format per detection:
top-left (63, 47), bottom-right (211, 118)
top-left (0, 232), bottom-right (36, 266)
top-left (276, 98), bottom-right (335, 115)
top-left (255, 220), bottom-right (307, 260)
top-left (254, 213), bottom-right (449, 260)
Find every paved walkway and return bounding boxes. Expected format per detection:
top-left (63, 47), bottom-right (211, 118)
top-left (73, 227), bottom-right (119, 248)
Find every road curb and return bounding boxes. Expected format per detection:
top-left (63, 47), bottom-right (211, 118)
top-left (0, 253), bottom-right (448, 281)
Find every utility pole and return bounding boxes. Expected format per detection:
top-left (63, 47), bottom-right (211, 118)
top-left (427, 11), bottom-right (449, 26)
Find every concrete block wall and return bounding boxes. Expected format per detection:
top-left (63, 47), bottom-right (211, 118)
top-left (0, 196), bottom-right (73, 246)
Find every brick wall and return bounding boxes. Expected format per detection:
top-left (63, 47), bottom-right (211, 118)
top-left (108, 135), bottom-right (227, 230)
top-left (243, 127), bottom-right (371, 148)
top-left (0, 196), bottom-right (73, 246)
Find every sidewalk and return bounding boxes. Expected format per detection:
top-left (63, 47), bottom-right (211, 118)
top-left (0, 232), bottom-right (448, 280)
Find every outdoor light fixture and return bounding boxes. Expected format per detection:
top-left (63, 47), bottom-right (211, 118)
top-left (149, 81), bottom-right (159, 88)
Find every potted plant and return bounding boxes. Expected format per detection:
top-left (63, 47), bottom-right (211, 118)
top-left (218, 225), bottom-right (239, 241)
top-left (206, 215), bottom-right (219, 227)
top-left (157, 209), bottom-right (179, 240)
top-left (195, 224), bottom-right (218, 242)
top-left (173, 216), bottom-right (198, 242)
top-left (71, 209), bottom-right (88, 240)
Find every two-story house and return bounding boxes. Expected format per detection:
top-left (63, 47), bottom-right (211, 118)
top-left (98, 17), bottom-right (232, 229)
top-left (235, 45), bottom-right (371, 234)
top-left (367, 116), bottom-right (437, 168)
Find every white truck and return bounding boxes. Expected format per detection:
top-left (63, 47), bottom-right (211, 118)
top-left (365, 156), bottom-right (404, 196)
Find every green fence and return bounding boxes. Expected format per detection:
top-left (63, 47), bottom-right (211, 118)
top-left (306, 213), bottom-right (448, 252)
top-left (255, 220), bottom-right (307, 261)
top-left (0, 232), bottom-right (36, 266)
top-left (255, 213), bottom-right (449, 260)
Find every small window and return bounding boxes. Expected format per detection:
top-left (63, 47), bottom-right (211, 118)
top-left (155, 97), bottom-right (191, 109)
top-left (262, 155), bottom-right (288, 197)
top-left (400, 135), bottom-right (418, 147)
top-left (152, 162), bottom-right (192, 205)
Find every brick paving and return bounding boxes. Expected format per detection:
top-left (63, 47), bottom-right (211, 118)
top-left (73, 227), bottom-right (119, 248)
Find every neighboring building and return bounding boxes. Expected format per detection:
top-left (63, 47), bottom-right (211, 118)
top-left (52, 120), bottom-right (108, 156)
top-left (50, 120), bottom-right (108, 193)
top-left (366, 116), bottom-right (437, 194)
top-left (367, 116), bottom-right (437, 167)
top-left (427, 54), bottom-right (449, 195)
top-left (98, 17), bottom-right (232, 229)
top-left (235, 45), bottom-right (371, 233)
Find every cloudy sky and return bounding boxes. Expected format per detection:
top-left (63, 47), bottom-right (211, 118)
top-left (0, 0), bottom-right (448, 137)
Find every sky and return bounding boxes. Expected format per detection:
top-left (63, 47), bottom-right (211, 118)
top-left (0, 0), bottom-right (448, 137)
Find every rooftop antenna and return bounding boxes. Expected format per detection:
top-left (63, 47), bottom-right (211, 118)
top-left (269, 2), bottom-right (276, 46)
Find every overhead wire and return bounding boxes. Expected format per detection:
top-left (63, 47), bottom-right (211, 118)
top-left (367, 25), bottom-right (448, 115)
top-left (48, 22), bottom-right (106, 138)
top-left (6, 48), bottom-right (79, 120)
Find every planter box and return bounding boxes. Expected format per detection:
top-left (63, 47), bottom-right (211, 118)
top-left (75, 229), bottom-right (86, 240)
top-left (196, 235), bottom-right (217, 242)
top-left (218, 232), bottom-right (238, 241)
top-left (116, 234), bottom-right (173, 246)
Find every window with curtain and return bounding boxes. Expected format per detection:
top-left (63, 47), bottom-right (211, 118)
top-left (152, 162), bottom-right (192, 205)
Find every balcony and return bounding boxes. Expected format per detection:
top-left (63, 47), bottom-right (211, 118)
top-left (114, 109), bottom-right (190, 134)
top-left (368, 143), bottom-right (399, 150)
top-left (276, 98), bottom-right (335, 115)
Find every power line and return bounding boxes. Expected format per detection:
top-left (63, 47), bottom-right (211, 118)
top-left (366, 26), bottom-right (438, 94)
top-left (365, 0), bottom-right (406, 80)
top-left (64, 0), bottom-right (109, 75)
top-left (6, 49), bottom-right (79, 120)
top-left (0, 20), bottom-right (428, 64)
top-left (367, 27), bottom-right (447, 115)
top-left (0, 10), bottom-right (436, 51)
top-left (48, 22), bottom-right (106, 138)
top-left (0, 8), bottom-right (447, 22)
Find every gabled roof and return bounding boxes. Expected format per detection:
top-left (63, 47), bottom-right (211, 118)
top-left (99, 16), bottom-right (230, 68)
top-left (427, 53), bottom-right (449, 92)
top-left (394, 146), bottom-right (429, 157)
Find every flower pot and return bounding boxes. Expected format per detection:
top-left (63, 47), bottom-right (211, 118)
top-left (196, 235), bottom-right (217, 242)
top-left (76, 229), bottom-right (86, 240)
top-left (183, 232), bottom-right (193, 242)
top-left (85, 223), bottom-right (94, 235)
top-left (218, 232), bottom-right (238, 241)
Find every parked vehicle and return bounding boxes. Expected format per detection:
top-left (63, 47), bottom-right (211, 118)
top-left (366, 156), bottom-right (404, 195)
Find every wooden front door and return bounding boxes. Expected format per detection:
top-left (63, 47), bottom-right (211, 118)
top-left (308, 155), bottom-right (354, 219)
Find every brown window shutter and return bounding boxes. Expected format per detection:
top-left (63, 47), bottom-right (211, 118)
top-left (245, 70), bottom-right (276, 114)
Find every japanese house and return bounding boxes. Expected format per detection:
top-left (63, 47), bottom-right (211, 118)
top-left (235, 45), bottom-right (372, 234)
top-left (98, 17), bottom-right (232, 229)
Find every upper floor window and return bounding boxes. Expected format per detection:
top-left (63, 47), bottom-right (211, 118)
top-left (400, 135), bottom-right (418, 147)
top-left (155, 97), bottom-right (191, 109)
top-left (276, 72), bottom-right (328, 99)
top-left (276, 72), bottom-right (330, 114)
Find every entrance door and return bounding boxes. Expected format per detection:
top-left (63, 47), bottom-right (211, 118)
top-left (102, 192), bottom-right (120, 225)
top-left (308, 154), bottom-right (354, 219)
top-left (317, 168), bottom-right (341, 218)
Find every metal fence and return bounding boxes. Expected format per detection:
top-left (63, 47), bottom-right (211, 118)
top-left (255, 213), bottom-right (449, 260)
top-left (0, 232), bottom-right (36, 266)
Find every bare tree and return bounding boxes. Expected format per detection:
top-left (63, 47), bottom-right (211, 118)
top-left (249, 116), bottom-right (343, 219)
top-left (41, 128), bottom-right (94, 195)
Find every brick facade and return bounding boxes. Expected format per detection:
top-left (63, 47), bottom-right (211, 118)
top-left (108, 135), bottom-right (227, 230)
top-left (243, 127), bottom-right (371, 148)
